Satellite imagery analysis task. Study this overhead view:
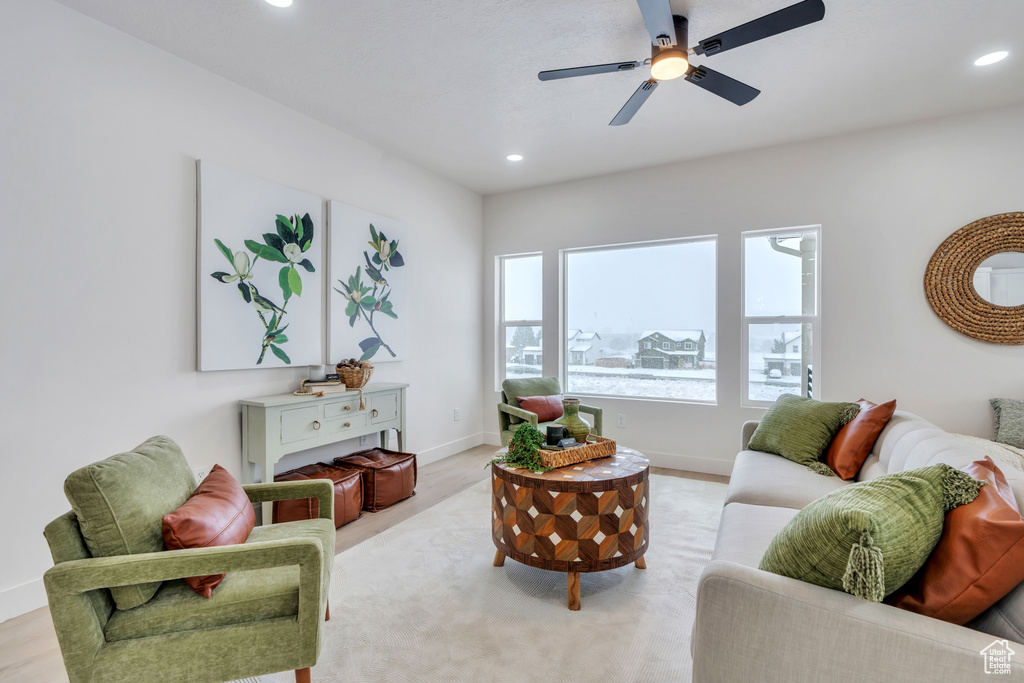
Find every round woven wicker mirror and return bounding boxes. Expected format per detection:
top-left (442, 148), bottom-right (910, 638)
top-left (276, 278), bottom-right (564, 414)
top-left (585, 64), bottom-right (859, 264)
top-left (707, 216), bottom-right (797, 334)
top-left (924, 212), bottom-right (1024, 345)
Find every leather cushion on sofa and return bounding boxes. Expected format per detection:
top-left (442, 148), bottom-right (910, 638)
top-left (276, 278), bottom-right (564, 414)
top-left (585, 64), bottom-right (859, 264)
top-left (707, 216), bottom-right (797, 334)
top-left (889, 458), bottom-right (1024, 624)
top-left (826, 399), bottom-right (897, 480)
top-left (162, 465), bottom-right (256, 598)
top-left (64, 436), bottom-right (197, 610)
top-left (516, 394), bottom-right (564, 422)
top-left (501, 377), bottom-right (561, 424)
top-left (725, 450), bottom-right (849, 509)
top-left (712, 503), bottom-right (799, 568)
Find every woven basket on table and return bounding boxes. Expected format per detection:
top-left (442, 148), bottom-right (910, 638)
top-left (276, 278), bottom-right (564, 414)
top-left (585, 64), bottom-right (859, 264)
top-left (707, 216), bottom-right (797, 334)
top-left (539, 435), bottom-right (616, 469)
top-left (336, 365), bottom-right (373, 389)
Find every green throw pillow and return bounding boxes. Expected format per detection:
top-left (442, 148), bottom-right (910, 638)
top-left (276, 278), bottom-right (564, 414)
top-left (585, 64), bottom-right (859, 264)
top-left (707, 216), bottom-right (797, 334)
top-left (759, 464), bottom-right (984, 602)
top-left (991, 398), bottom-right (1024, 449)
top-left (64, 436), bottom-right (197, 610)
top-left (747, 394), bottom-right (860, 474)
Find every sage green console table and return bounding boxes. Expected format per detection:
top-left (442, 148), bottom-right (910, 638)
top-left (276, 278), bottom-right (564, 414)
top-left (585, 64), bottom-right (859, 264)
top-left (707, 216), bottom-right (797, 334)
top-left (240, 382), bottom-right (408, 522)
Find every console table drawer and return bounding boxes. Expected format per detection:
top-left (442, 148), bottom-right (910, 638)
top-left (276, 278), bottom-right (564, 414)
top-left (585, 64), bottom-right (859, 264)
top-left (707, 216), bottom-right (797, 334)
top-left (280, 406), bottom-right (321, 445)
top-left (324, 397), bottom-right (360, 419)
top-left (370, 392), bottom-right (398, 425)
top-left (324, 413), bottom-right (367, 435)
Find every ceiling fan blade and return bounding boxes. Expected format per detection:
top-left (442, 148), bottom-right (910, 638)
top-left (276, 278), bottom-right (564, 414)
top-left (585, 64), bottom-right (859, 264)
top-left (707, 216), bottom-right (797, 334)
top-left (636, 0), bottom-right (677, 46)
top-left (609, 80), bottom-right (659, 126)
top-left (684, 65), bottom-right (760, 106)
top-left (693, 0), bottom-right (825, 56)
top-left (538, 61), bottom-right (643, 81)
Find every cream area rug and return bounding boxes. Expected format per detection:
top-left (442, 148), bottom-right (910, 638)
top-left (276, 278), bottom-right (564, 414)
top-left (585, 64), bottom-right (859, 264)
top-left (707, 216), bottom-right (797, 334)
top-left (261, 473), bottom-right (727, 683)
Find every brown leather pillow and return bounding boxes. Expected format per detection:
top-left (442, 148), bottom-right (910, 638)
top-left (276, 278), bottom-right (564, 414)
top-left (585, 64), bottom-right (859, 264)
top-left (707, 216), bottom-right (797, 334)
top-left (516, 394), bottom-right (564, 422)
top-left (825, 398), bottom-right (896, 479)
top-left (887, 457), bottom-right (1024, 624)
top-left (162, 465), bottom-right (255, 598)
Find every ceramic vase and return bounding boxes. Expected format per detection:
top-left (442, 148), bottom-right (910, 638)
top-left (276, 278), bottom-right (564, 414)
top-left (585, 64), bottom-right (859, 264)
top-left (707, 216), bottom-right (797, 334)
top-left (555, 397), bottom-right (590, 444)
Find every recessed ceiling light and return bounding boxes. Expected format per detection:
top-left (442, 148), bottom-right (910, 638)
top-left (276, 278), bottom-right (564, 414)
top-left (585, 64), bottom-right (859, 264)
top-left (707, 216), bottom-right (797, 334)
top-left (265, 0), bottom-right (293, 7)
top-left (506, 154), bottom-right (523, 162)
top-left (975, 51), bottom-right (1008, 66)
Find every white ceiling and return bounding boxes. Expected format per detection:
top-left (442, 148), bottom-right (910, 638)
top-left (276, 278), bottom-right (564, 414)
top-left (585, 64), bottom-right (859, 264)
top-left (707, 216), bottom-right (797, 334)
top-left (53, 0), bottom-right (1024, 194)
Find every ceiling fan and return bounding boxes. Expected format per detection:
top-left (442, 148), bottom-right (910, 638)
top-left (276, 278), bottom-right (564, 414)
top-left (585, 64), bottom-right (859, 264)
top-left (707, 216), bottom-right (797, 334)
top-left (538, 0), bottom-right (826, 126)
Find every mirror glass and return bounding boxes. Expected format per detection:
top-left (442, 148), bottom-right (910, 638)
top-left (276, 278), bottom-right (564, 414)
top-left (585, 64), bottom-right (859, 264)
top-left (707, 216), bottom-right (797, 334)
top-left (974, 252), bottom-right (1024, 307)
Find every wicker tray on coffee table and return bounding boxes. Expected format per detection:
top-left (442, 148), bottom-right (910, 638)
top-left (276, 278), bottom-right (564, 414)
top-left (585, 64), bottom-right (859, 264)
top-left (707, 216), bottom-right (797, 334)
top-left (538, 435), bottom-right (616, 469)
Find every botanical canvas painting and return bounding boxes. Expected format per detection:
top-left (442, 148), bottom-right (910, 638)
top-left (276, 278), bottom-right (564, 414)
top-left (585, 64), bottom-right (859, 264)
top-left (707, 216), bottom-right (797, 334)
top-left (197, 160), bottom-right (323, 371)
top-left (328, 200), bottom-right (408, 363)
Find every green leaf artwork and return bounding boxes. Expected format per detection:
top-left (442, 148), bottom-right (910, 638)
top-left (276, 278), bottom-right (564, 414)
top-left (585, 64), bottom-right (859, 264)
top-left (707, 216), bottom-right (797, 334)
top-left (210, 213), bottom-right (315, 365)
top-left (334, 223), bottom-right (405, 360)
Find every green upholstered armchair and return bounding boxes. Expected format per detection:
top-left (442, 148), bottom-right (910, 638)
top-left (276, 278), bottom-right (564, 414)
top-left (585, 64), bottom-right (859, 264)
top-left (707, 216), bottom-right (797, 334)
top-left (43, 437), bottom-right (334, 683)
top-left (498, 376), bottom-right (603, 446)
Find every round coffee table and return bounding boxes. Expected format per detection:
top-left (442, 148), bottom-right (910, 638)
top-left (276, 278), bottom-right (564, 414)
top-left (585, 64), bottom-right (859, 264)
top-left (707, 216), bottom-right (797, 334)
top-left (490, 446), bottom-right (650, 610)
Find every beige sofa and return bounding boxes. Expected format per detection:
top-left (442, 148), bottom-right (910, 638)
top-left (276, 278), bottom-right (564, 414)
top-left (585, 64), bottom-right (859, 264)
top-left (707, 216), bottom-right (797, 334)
top-left (692, 410), bottom-right (1024, 682)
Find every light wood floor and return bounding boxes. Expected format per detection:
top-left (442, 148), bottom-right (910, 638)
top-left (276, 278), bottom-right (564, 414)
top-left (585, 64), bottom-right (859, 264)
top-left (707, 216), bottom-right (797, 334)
top-left (0, 444), bottom-right (727, 682)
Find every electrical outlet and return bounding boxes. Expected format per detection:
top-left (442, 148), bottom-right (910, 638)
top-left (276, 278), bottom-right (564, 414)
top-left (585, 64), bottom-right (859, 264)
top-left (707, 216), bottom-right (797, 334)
top-left (192, 466), bottom-right (211, 483)
top-left (454, 407), bottom-right (460, 421)
top-left (360, 435), bottom-right (370, 447)
top-left (617, 414), bottom-right (626, 429)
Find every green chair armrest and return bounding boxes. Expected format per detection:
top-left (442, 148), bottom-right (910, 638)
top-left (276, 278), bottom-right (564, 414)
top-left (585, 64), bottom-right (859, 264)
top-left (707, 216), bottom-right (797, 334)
top-left (497, 403), bottom-right (538, 426)
top-left (43, 537), bottom-right (323, 595)
top-left (243, 480), bottom-right (334, 521)
top-left (579, 404), bottom-right (603, 436)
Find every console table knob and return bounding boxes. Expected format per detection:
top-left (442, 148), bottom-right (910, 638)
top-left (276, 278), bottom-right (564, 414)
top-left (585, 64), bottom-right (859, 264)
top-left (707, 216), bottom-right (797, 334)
top-left (344, 405), bottom-right (351, 411)
top-left (344, 422), bottom-right (351, 428)
top-left (372, 409), bottom-right (379, 418)
top-left (313, 420), bottom-right (321, 430)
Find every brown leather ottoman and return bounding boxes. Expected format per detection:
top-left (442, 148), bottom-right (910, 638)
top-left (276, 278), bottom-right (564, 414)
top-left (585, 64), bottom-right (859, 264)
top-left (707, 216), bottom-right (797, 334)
top-left (334, 448), bottom-right (417, 512)
top-left (273, 463), bottom-right (363, 528)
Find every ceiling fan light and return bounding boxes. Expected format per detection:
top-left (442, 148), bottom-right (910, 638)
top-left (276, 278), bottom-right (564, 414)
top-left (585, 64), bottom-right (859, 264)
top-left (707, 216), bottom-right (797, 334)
top-left (650, 51), bottom-right (689, 81)
top-left (974, 51), bottom-right (1009, 66)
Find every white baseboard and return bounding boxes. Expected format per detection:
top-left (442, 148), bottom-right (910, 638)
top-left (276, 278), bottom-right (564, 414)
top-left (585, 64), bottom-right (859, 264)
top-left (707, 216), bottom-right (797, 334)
top-left (0, 577), bottom-right (47, 624)
top-left (643, 449), bottom-right (734, 476)
top-left (481, 431), bottom-right (501, 447)
top-left (416, 432), bottom-right (490, 466)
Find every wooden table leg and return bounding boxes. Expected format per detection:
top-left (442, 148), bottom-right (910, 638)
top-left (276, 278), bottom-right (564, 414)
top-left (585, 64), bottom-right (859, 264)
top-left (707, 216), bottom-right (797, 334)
top-left (568, 571), bottom-right (580, 611)
top-left (493, 550), bottom-right (506, 567)
top-left (635, 556), bottom-right (647, 569)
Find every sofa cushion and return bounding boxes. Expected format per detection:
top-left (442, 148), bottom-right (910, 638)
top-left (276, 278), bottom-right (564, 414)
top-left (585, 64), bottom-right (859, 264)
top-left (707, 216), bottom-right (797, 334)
top-left (747, 395), bottom-right (860, 472)
top-left (759, 464), bottom-right (984, 602)
top-left (992, 398), bottom-right (1024, 449)
top-left (64, 436), bottom-right (197, 610)
top-left (826, 399), bottom-right (896, 480)
top-left (162, 465), bottom-right (256, 598)
top-left (712, 503), bottom-right (799, 568)
top-left (725, 450), bottom-right (850, 509)
top-left (105, 518), bottom-right (333, 641)
top-left (889, 458), bottom-right (1024, 624)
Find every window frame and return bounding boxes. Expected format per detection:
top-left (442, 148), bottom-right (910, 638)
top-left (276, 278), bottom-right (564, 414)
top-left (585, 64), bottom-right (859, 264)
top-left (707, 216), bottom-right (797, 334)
top-left (495, 252), bottom-right (543, 390)
top-left (740, 225), bottom-right (822, 408)
top-left (560, 235), bottom-right (718, 405)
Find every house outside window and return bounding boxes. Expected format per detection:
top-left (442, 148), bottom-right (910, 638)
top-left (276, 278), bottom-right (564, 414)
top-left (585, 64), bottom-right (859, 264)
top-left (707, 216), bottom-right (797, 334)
top-left (742, 226), bottom-right (821, 406)
top-left (497, 253), bottom-right (542, 385)
top-left (562, 236), bottom-right (717, 402)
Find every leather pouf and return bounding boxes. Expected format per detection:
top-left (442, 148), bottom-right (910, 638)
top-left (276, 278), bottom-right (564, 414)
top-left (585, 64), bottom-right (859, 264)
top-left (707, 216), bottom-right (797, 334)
top-left (334, 448), bottom-right (417, 512)
top-left (273, 463), bottom-right (363, 528)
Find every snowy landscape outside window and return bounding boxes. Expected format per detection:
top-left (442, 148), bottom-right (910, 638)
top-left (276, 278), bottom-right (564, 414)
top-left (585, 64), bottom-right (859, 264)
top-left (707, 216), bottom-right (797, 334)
top-left (741, 226), bottom-right (821, 405)
top-left (563, 237), bottom-right (717, 402)
top-left (499, 254), bottom-right (542, 383)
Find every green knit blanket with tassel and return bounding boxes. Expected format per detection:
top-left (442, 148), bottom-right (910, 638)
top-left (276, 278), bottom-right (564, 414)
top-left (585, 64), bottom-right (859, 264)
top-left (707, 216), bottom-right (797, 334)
top-left (759, 464), bottom-right (985, 602)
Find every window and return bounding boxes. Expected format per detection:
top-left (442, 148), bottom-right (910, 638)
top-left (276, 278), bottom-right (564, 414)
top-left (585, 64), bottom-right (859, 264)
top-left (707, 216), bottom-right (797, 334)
top-left (684, 341), bottom-right (694, 351)
top-left (498, 254), bottom-right (542, 384)
top-left (563, 237), bottom-right (717, 402)
top-left (742, 226), bottom-right (820, 406)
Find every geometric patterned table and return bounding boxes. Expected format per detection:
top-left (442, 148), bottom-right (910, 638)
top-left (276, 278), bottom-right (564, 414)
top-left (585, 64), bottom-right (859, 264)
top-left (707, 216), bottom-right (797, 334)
top-left (490, 446), bottom-right (650, 610)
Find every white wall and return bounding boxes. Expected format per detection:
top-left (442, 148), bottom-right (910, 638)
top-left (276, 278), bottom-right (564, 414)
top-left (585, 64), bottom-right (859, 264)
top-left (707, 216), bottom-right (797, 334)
top-left (483, 103), bottom-right (1024, 474)
top-left (0, 1), bottom-right (484, 621)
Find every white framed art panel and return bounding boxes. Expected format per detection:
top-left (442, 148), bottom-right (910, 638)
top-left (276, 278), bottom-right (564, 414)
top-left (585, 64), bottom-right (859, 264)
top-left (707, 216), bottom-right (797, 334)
top-left (197, 160), bottom-right (324, 371)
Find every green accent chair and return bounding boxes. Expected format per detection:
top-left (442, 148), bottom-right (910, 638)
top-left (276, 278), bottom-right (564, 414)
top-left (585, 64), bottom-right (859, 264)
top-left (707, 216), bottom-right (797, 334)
top-left (498, 376), bottom-right (603, 446)
top-left (43, 437), bottom-right (334, 683)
